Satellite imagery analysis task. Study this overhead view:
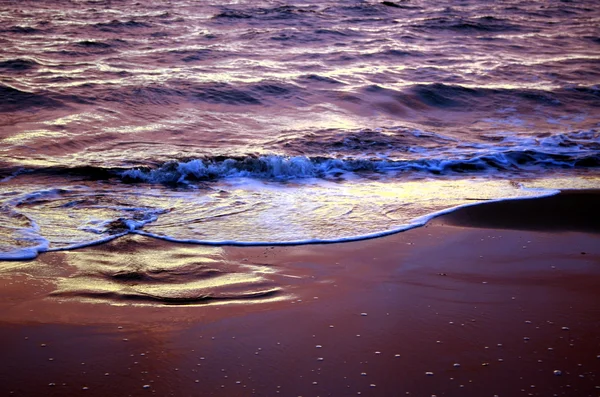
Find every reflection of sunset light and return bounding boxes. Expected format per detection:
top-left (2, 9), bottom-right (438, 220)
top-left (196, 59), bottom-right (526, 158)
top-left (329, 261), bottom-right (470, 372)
top-left (105, 123), bottom-right (168, 134)
top-left (2, 129), bottom-right (64, 144)
top-left (45, 112), bottom-right (112, 126)
top-left (52, 240), bottom-right (289, 307)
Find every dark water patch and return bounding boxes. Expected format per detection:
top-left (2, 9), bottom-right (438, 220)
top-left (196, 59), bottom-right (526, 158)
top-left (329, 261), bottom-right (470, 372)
top-left (250, 82), bottom-right (297, 98)
top-left (269, 31), bottom-right (322, 43)
top-left (381, 1), bottom-right (411, 9)
top-left (371, 84), bottom-right (600, 112)
top-left (414, 151), bottom-right (600, 175)
top-left (172, 49), bottom-right (213, 62)
top-left (151, 31), bottom-right (169, 38)
top-left (337, 93), bottom-right (363, 103)
top-left (314, 28), bottom-right (356, 37)
top-left (416, 16), bottom-right (525, 34)
top-left (212, 10), bottom-right (252, 19)
top-left (50, 50), bottom-right (96, 57)
top-left (191, 83), bottom-right (262, 105)
top-left (364, 84), bottom-right (388, 94)
top-left (567, 86), bottom-right (600, 100)
top-left (94, 19), bottom-right (152, 31)
top-left (54, 93), bottom-right (93, 106)
top-left (359, 49), bottom-right (416, 60)
top-left (278, 128), bottom-right (446, 155)
top-left (0, 85), bottom-right (64, 112)
top-left (41, 75), bottom-right (79, 84)
top-left (100, 85), bottom-right (182, 106)
top-left (74, 40), bottom-right (113, 49)
top-left (574, 156), bottom-right (600, 167)
top-left (41, 165), bottom-right (118, 180)
top-left (77, 82), bottom-right (265, 107)
top-left (299, 74), bottom-right (344, 85)
top-left (3, 26), bottom-right (40, 34)
top-left (517, 91), bottom-right (562, 106)
top-left (324, 3), bottom-right (387, 17)
top-left (584, 36), bottom-right (600, 45)
top-left (213, 5), bottom-right (319, 22)
top-left (382, 49), bottom-right (413, 57)
top-left (409, 83), bottom-right (484, 108)
top-left (0, 58), bottom-right (39, 72)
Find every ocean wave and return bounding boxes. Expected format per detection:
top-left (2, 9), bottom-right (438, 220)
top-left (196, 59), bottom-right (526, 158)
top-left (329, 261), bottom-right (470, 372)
top-left (93, 20), bottom-right (152, 31)
top-left (25, 78), bottom-right (599, 114)
top-left (415, 16), bottom-right (526, 33)
top-left (168, 48), bottom-right (214, 63)
top-left (298, 74), bottom-right (345, 85)
top-left (2, 127), bottom-right (597, 184)
top-left (0, 84), bottom-right (65, 112)
top-left (74, 40), bottom-right (113, 49)
top-left (117, 151), bottom-right (599, 184)
top-left (0, 58), bottom-right (40, 72)
top-left (87, 80), bottom-right (304, 107)
top-left (353, 83), bottom-right (600, 111)
top-left (212, 5), bottom-right (320, 22)
top-left (2, 25), bottom-right (41, 34)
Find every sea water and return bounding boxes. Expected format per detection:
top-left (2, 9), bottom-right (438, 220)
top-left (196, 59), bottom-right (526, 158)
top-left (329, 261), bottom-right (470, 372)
top-left (1, 0), bottom-right (599, 260)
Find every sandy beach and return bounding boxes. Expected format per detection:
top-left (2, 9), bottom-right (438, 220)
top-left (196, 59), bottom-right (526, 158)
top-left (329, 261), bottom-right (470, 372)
top-left (0, 190), bottom-right (599, 396)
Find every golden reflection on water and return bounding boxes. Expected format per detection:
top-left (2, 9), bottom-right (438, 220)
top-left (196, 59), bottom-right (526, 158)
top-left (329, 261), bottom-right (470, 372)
top-left (1, 129), bottom-right (65, 145)
top-left (51, 236), bottom-right (287, 306)
top-left (519, 175), bottom-right (600, 191)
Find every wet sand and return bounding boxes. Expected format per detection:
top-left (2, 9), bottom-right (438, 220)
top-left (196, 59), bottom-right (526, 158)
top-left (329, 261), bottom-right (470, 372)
top-left (0, 191), bottom-right (599, 396)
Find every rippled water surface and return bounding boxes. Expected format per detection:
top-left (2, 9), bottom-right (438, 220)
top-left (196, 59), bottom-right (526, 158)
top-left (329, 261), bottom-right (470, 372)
top-left (1, 0), bottom-right (599, 259)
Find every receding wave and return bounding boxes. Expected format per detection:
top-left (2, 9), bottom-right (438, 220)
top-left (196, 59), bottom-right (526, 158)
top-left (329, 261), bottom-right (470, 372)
top-left (1, 174), bottom-right (567, 261)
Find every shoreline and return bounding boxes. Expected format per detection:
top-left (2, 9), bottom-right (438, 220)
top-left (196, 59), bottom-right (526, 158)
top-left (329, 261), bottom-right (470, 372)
top-left (1, 184), bottom-right (590, 262)
top-left (0, 190), bottom-right (599, 396)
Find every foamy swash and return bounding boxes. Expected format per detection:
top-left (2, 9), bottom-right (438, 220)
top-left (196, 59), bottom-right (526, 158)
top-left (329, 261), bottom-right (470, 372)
top-left (0, 167), bottom-right (572, 261)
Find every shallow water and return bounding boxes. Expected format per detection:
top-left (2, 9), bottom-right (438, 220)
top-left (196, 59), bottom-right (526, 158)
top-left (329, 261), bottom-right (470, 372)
top-left (1, 0), bottom-right (599, 259)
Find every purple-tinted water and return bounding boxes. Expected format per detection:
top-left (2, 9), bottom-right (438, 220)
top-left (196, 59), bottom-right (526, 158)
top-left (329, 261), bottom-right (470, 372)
top-left (1, 0), bottom-right (599, 258)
